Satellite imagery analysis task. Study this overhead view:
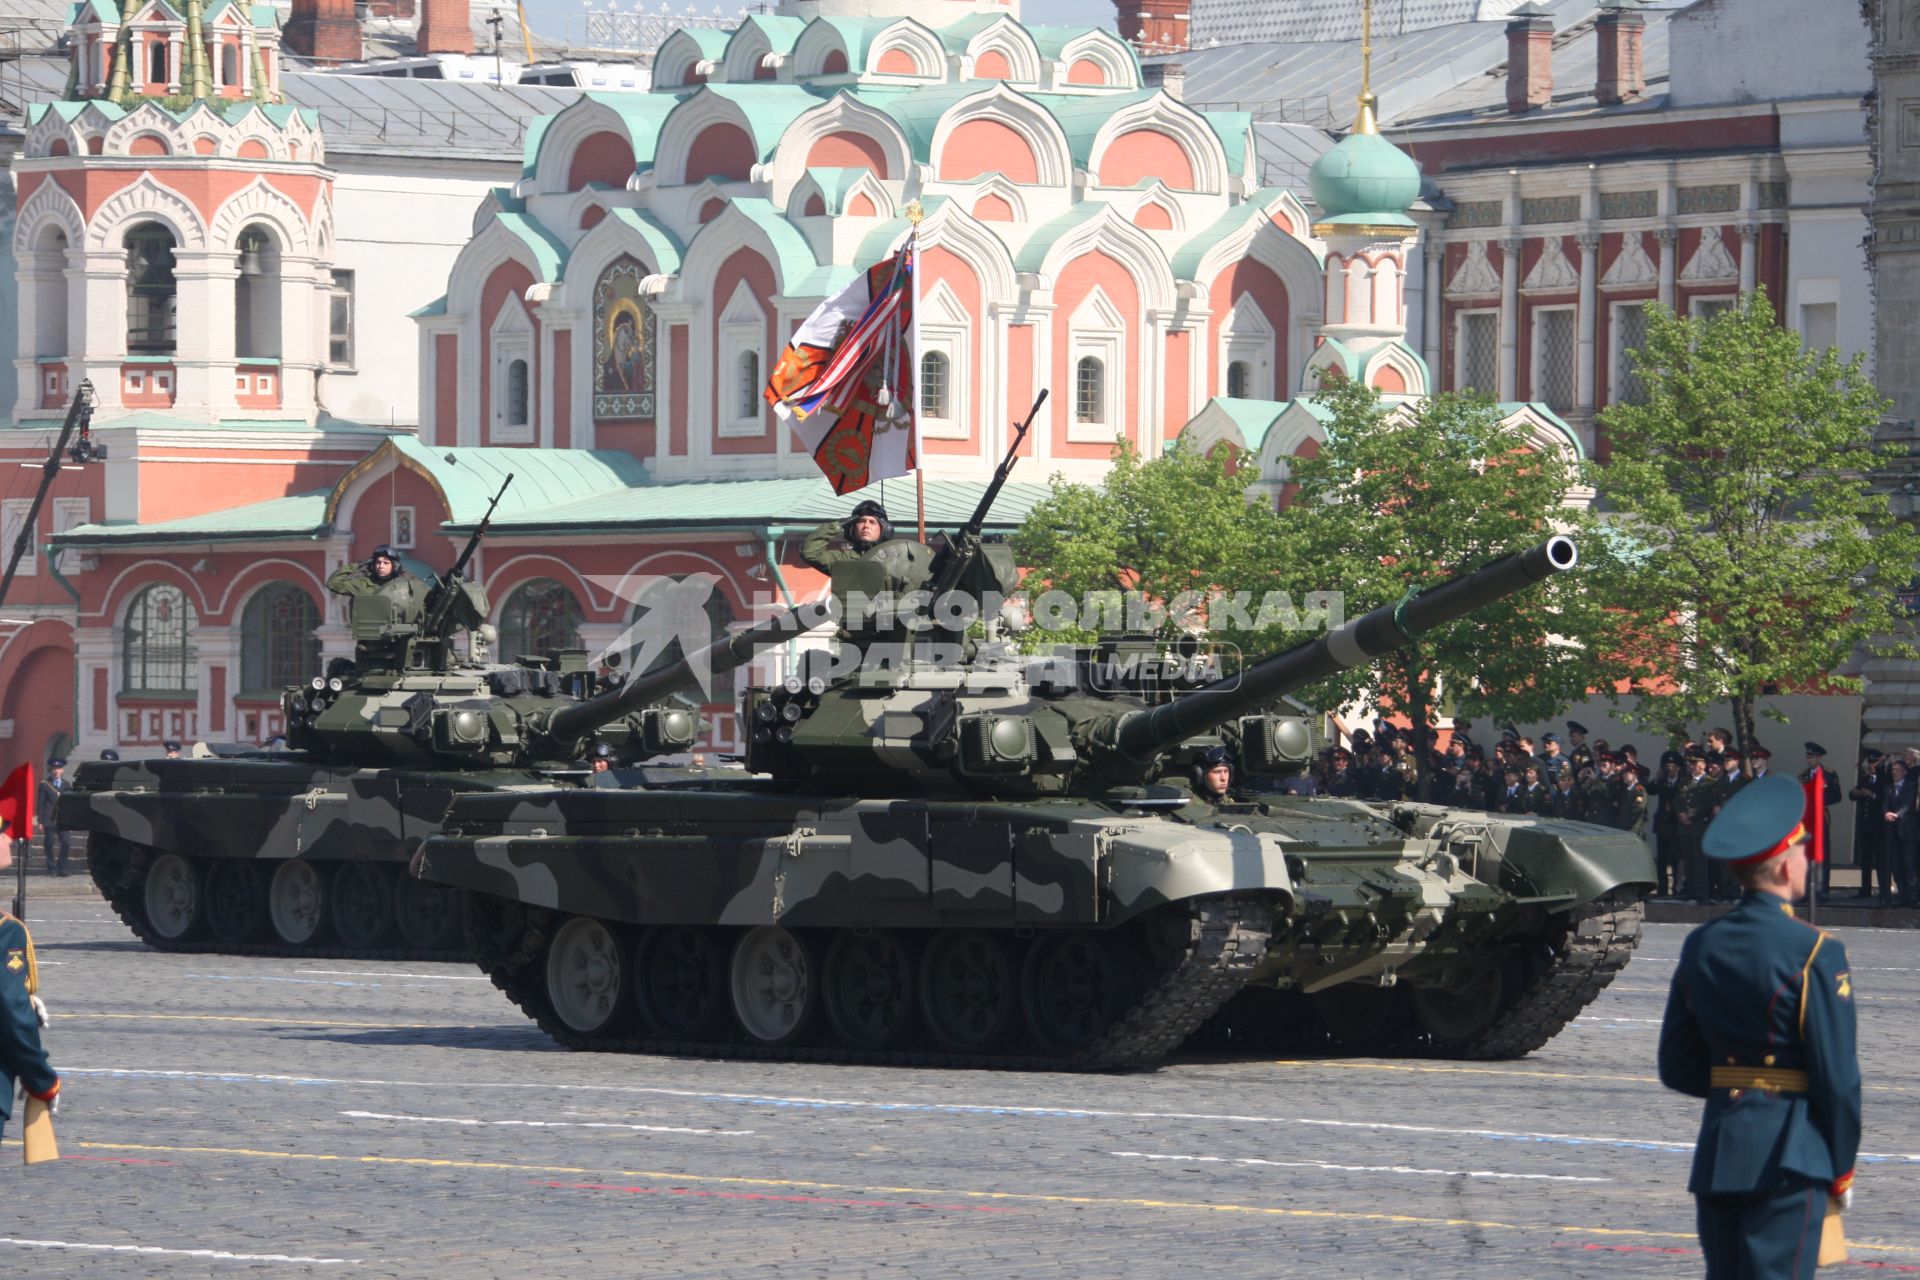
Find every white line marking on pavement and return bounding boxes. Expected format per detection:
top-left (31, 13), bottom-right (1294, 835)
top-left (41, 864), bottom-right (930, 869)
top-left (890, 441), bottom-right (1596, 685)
top-left (0, 1237), bottom-right (358, 1265)
top-left (1112, 1151), bottom-right (1610, 1182)
top-left (57, 1069), bottom-right (1920, 1165)
top-left (183, 973), bottom-right (477, 991)
top-left (298, 970), bottom-right (488, 981)
top-left (340, 1110), bottom-right (753, 1136)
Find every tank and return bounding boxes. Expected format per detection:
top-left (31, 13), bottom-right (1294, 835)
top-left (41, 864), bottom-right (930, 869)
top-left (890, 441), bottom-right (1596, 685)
top-left (54, 555), bottom-right (756, 959)
top-left (418, 528), bottom-right (1654, 1070)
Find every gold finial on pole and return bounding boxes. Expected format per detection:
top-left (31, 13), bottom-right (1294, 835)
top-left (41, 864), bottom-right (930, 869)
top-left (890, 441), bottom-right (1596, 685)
top-left (1354, 0), bottom-right (1379, 135)
top-left (905, 199), bottom-right (926, 226)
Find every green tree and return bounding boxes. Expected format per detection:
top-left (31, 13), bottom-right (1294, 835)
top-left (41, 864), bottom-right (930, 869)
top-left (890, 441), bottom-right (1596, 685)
top-left (1010, 439), bottom-right (1290, 652)
top-left (1273, 379), bottom-right (1634, 795)
top-left (1596, 288), bottom-right (1920, 750)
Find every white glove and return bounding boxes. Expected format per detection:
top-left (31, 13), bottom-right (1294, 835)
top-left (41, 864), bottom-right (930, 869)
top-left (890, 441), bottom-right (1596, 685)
top-left (17, 1082), bottom-right (57, 1115)
top-left (1838, 1188), bottom-right (1853, 1212)
top-left (29, 994), bottom-right (46, 1028)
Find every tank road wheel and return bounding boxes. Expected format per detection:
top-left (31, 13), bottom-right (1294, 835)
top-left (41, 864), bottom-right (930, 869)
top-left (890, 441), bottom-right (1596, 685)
top-left (635, 927), bottom-right (729, 1039)
top-left (729, 926), bottom-right (820, 1047)
top-left (205, 860), bottom-right (269, 945)
top-left (920, 930), bottom-right (1019, 1054)
top-left (1411, 968), bottom-right (1506, 1048)
top-left (331, 862), bottom-right (397, 949)
top-left (1021, 932), bottom-right (1138, 1059)
top-left (268, 859), bottom-right (329, 947)
top-left (393, 873), bottom-right (464, 952)
top-left (544, 916), bottom-right (633, 1037)
top-left (822, 930), bottom-right (920, 1050)
top-left (1311, 983), bottom-right (1402, 1051)
top-left (142, 852), bottom-right (204, 943)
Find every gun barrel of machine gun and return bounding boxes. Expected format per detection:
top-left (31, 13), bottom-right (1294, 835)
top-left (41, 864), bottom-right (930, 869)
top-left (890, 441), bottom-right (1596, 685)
top-left (925, 389), bottom-right (1046, 599)
top-left (423, 473), bottom-right (513, 636)
top-left (1110, 536), bottom-right (1579, 764)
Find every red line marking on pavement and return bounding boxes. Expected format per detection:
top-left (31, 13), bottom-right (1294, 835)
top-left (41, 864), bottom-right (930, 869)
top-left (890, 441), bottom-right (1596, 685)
top-left (538, 1180), bottom-right (1014, 1215)
top-left (58, 1155), bottom-right (176, 1166)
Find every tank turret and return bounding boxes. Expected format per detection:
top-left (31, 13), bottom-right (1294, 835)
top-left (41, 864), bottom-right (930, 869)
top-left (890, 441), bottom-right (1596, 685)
top-left (744, 536), bottom-right (1578, 793)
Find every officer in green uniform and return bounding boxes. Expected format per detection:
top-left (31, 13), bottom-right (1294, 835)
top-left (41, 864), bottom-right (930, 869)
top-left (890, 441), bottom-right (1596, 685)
top-left (0, 835), bottom-right (60, 1144)
top-left (327, 544), bottom-right (432, 621)
top-left (1659, 775), bottom-right (1859, 1280)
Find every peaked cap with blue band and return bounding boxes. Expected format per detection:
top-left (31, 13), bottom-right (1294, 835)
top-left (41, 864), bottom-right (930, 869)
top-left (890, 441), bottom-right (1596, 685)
top-left (1702, 773), bottom-right (1808, 863)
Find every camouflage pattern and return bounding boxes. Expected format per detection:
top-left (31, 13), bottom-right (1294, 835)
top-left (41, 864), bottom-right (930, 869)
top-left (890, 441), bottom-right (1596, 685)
top-left (57, 576), bottom-right (710, 959)
top-left (423, 535), bottom-right (1657, 1071)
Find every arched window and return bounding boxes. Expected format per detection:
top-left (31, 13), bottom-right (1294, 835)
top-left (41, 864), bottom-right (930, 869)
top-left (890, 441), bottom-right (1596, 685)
top-left (1075, 356), bottom-right (1105, 423)
top-left (506, 358), bottom-right (530, 427)
top-left (148, 39), bottom-right (167, 85)
top-left (234, 225), bottom-right (282, 359)
top-left (123, 583), bottom-right (197, 693)
top-left (630, 576), bottom-right (737, 706)
top-left (125, 223), bottom-right (177, 354)
top-left (32, 226), bottom-right (69, 360)
top-left (220, 43), bottom-right (237, 86)
top-left (240, 583), bottom-right (321, 692)
top-left (1227, 361), bottom-right (1250, 399)
top-left (497, 578), bottom-right (583, 663)
top-left (920, 350), bottom-right (950, 420)
top-left (737, 349), bottom-right (760, 420)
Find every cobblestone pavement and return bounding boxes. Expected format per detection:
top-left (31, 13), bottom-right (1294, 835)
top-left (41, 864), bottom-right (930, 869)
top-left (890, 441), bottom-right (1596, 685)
top-left (6, 895), bottom-right (1918, 1279)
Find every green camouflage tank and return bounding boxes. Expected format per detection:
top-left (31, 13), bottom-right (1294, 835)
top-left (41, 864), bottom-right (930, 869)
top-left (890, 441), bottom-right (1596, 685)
top-left (56, 567), bottom-right (715, 959)
top-left (419, 530), bottom-right (1653, 1070)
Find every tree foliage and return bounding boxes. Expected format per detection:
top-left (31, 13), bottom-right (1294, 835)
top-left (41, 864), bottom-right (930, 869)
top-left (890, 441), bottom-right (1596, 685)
top-left (1595, 288), bottom-right (1920, 749)
top-left (1273, 380), bottom-right (1634, 789)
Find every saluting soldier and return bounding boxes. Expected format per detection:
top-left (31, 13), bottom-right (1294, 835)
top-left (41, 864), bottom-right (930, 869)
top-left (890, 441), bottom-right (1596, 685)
top-left (1577, 759), bottom-right (1612, 824)
top-left (1612, 753), bottom-right (1650, 837)
top-left (326, 544), bottom-right (431, 621)
top-left (0, 835), bottom-right (61, 1148)
top-left (1658, 775), bottom-right (1860, 1280)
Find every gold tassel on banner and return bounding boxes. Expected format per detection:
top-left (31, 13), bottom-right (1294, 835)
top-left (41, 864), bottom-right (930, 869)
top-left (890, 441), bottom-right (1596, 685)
top-left (1818, 1197), bottom-right (1847, 1267)
top-left (23, 1093), bottom-right (58, 1164)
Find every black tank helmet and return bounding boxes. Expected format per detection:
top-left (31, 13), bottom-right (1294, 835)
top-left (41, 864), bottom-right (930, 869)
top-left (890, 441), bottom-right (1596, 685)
top-left (842, 500), bottom-right (892, 549)
top-left (367, 544), bottom-right (402, 580)
top-left (1190, 744), bottom-right (1234, 796)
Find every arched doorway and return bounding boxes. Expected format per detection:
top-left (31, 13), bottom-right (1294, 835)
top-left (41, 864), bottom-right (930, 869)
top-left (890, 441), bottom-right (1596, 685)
top-left (2, 641), bottom-right (76, 771)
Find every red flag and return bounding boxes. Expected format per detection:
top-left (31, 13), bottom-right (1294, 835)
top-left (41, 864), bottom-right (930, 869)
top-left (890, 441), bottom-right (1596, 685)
top-left (0, 762), bottom-right (34, 841)
top-left (1803, 768), bottom-right (1827, 864)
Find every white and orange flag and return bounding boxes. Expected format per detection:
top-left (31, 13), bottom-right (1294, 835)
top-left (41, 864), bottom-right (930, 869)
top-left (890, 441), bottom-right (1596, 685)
top-left (763, 234), bottom-right (917, 495)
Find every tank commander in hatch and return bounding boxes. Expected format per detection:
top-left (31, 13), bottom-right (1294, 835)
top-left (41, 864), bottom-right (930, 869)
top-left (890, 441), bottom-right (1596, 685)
top-left (1187, 745), bottom-right (1237, 810)
top-left (801, 499), bottom-right (896, 572)
top-left (327, 544), bottom-right (432, 623)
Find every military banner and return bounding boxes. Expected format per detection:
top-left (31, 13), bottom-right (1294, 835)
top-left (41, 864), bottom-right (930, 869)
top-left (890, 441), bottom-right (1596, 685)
top-left (763, 233), bottom-right (917, 495)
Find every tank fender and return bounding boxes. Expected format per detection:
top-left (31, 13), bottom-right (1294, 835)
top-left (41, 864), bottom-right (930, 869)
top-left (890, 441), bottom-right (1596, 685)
top-left (1091, 820), bottom-right (1294, 925)
top-left (1488, 822), bottom-right (1656, 903)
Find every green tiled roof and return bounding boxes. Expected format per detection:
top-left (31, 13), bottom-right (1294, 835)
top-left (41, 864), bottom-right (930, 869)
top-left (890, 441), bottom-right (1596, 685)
top-left (694, 84), bottom-right (831, 159)
top-left (808, 16), bottom-right (894, 70)
top-left (328, 437), bottom-right (649, 526)
top-left (800, 166), bottom-right (871, 215)
top-left (1197, 397), bottom-right (1290, 451)
top-left (1033, 89), bottom-right (1155, 166)
top-left (457, 476), bottom-right (1057, 535)
top-left (1014, 200), bottom-right (1106, 273)
top-left (59, 492), bottom-right (328, 544)
top-left (492, 211), bottom-right (568, 281)
top-left (715, 196), bottom-right (821, 288)
top-left (1170, 190), bottom-right (1322, 280)
top-left (583, 92), bottom-right (681, 170)
top-left (727, 13), bottom-right (808, 57)
top-left (411, 295), bottom-right (449, 319)
top-left (602, 208), bottom-right (684, 277)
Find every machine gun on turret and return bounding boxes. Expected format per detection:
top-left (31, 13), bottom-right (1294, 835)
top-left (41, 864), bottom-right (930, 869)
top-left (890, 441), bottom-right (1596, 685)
top-left (421, 472), bottom-right (513, 652)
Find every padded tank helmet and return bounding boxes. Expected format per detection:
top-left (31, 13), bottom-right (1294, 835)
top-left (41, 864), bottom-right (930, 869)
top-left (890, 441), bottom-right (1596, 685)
top-left (1190, 743), bottom-right (1234, 794)
top-left (842, 500), bottom-right (892, 548)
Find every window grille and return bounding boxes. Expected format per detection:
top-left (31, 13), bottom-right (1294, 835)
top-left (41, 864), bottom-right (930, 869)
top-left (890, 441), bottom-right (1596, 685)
top-left (123, 583), bottom-right (197, 693)
top-left (1075, 356), bottom-right (1104, 422)
top-left (240, 583), bottom-right (320, 693)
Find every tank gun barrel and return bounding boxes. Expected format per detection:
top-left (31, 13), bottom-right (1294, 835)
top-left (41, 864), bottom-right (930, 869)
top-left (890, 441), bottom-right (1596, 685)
top-left (1110, 536), bottom-right (1579, 764)
top-left (535, 597), bottom-right (835, 749)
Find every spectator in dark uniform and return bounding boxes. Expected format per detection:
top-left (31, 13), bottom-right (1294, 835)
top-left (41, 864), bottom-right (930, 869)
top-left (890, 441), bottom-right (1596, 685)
top-left (1537, 734), bottom-right (1568, 783)
top-left (1521, 764), bottom-right (1549, 815)
top-left (1547, 770), bottom-right (1580, 819)
top-left (1659, 775), bottom-right (1860, 1280)
top-left (1566, 720), bottom-right (1593, 771)
top-left (1676, 752), bottom-right (1723, 903)
top-left (1496, 768), bottom-right (1525, 815)
top-left (35, 759), bottom-right (71, 877)
top-left (1849, 751), bottom-right (1887, 900)
top-left (1652, 752), bottom-right (1687, 896)
top-left (1881, 759), bottom-right (1918, 907)
top-left (1612, 754), bottom-right (1650, 837)
top-left (1445, 767), bottom-right (1481, 810)
top-left (1324, 748), bottom-right (1358, 798)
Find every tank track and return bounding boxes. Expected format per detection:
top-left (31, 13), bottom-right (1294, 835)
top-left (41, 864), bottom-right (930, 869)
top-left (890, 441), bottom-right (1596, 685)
top-left (88, 839), bottom-right (467, 963)
top-left (1432, 897), bottom-right (1643, 1060)
top-left (472, 892), bottom-right (1274, 1072)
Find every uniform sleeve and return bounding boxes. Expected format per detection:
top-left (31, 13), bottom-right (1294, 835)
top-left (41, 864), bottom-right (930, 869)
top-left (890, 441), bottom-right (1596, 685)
top-left (1658, 936), bottom-right (1711, 1099)
top-left (799, 522), bottom-right (849, 572)
top-left (0, 920), bottom-right (57, 1100)
top-left (326, 564), bottom-right (372, 597)
top-left (1803, 937), bottom-right (1862, 1194)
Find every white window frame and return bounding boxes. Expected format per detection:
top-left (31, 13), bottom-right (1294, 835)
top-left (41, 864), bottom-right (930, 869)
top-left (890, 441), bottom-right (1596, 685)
top-left (1218, 293), bottom-right (1276, 402)
top-left (1066, 286), bottom-right (1124, 444)
top-left (718, 280), bottom-right (767, 438)
top-left (916, 280), bottom-right (969, 440)
top-left (1529, 303), bottom-right (1577, 414)
top-left (391, 505), bottom-right (416, 550)
top-left (2, 499), bottom-right (36, 577)
top-left (1609, 299), bottom-right (1650, 407)
top-left (126, 370), bottom-right (145, 393)
top-left (489, 295), bottom-right (535, 444)
top-left (154, 369), bottom-right (172, 394)
top-left (1453, 307), bottom-right (1499, 394)
top-left (328, 268), bottom-right (355, 370)
top-left (51, 496), bottom-right (89, 574)
top-left (1688, 294), bottom-right (1737, 320)
top-left (1799, 301), bottom-right (1838, 353)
